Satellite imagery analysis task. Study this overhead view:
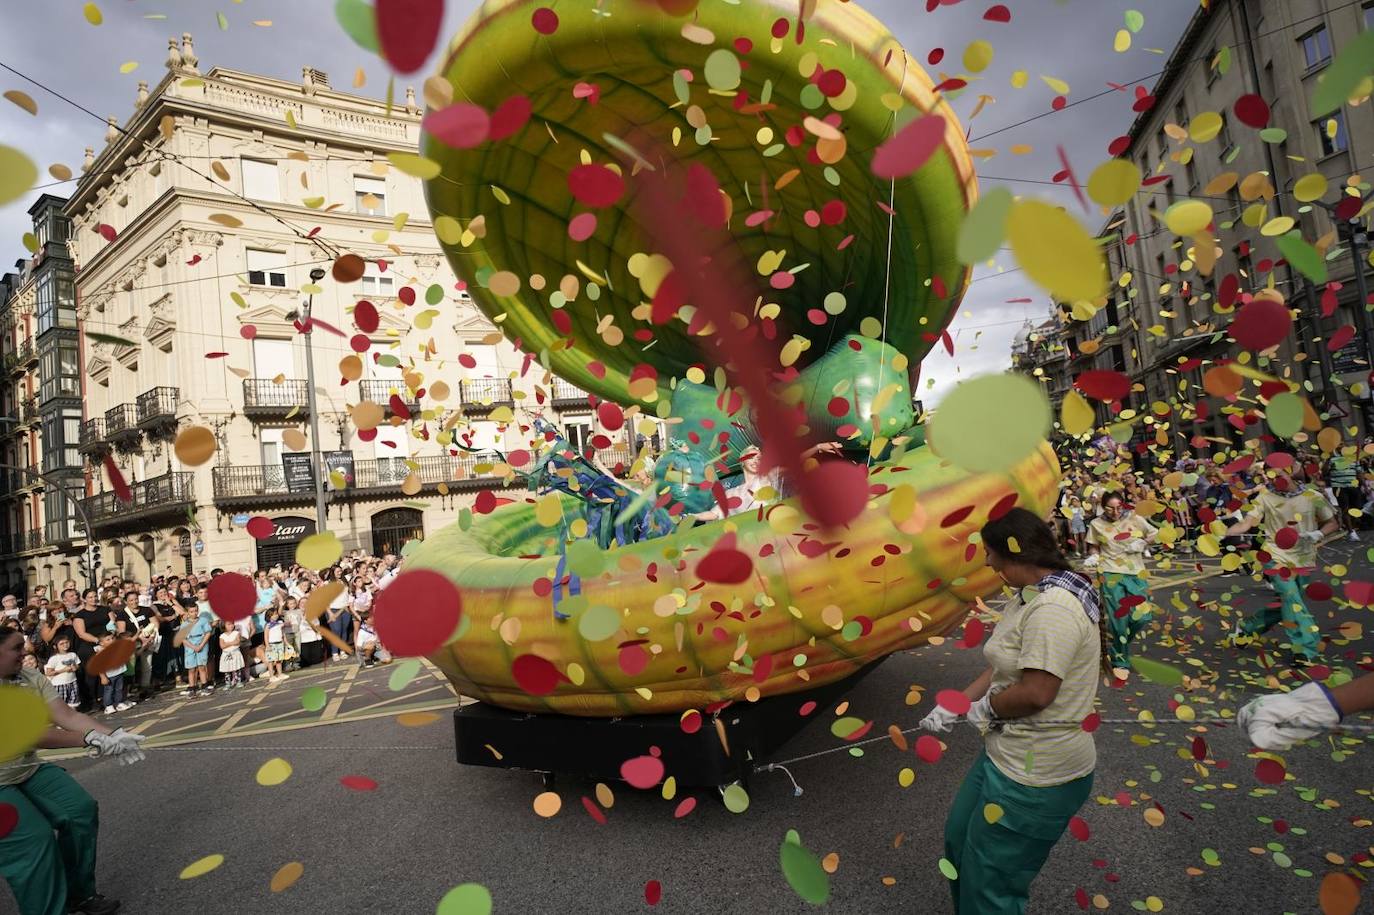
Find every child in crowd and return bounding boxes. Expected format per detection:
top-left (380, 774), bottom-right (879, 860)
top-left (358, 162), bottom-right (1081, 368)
top-left (355, 611), bottom-right (381, 667)
top-left (218, 623), bottom-right (246, 688)
top-left (1067, 497), bottom-right (1087, 555)
top-left (264, 606), bottom-right (289, 683)
top-left (97, 633), bottom-right (130, 714)
top-left (182, 605), bottom-right (214, 698)
top-left (43, 634), bottom-right (81, 708)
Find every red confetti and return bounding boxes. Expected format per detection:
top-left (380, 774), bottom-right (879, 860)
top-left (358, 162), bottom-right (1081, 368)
top-left (568, 212), bottom-right (597, 241)
top-left (1254, 758), bottom-right (1286, 784)
top-left (1273, 526), bottom-right (1299, 550)
top-left (983, 4), bottom-right (1011, 21)
top-left (580, 796), bottom-right (607, 824)
top-left (1345, 581), bottom-right (1374, 607)
top-left (696, 547), bottom-right (753, 584)
top-left (1068, 816), bottom-right (1090, 841)
top-left (915, 734), bottom-right (943, 763)
top-left (0, 803), bottom-right (16, 840)
top-left (207, 572), bottom-right (257, 623)
top-left (375, 0), bottom-right (443, 74)
top-left (1305, 581), bottom-right (1333, 601)
top-left (1075, 370), bottom-right (1132, 402)
top-left (97, 223), bottom-right (117, 242)
top-left (1328, 324), bottom-right (1356, 352)
top-left (871, 114), bottom-right (947, 179)
top-left (940, 505), bottom-right (975, 528)
top-left (340, 775), bottom-right (378, 791)
top-left (512, 654), bottom-right (563, 695)
top-left (245, 516), bottom-right (275, 539)
top-left (424, 103), bottom-right (490, 149)
top-left (354, 300), bottom-right (379, 333)
top-left (987, 492), bottom-right (1019, 521)
top-left (1234, 94), bottom-right (1270, 128)
top-left (531, 7), bottom-right (559, 34)
top-left (1080, 712), bottom-right (1101, 733)
top-left (621, 754), bottom-right (665, 789)
top-left (645, 880), bottom-right (662, 905)
top-left (596, 401), bottom-right (625, 432)
top-left (488, 95), bottom-right (532, 141)
top-left (1191, 736), bottom-right (1208, 761)
top-left (1230, 297), bottom-right (1292, 350)
top-left (673, 798), bottom-right (696, 818)
top-left (103, 455), bottom-right (131, 503)
top-left (372, 569), bottom-right (463, 657)
top-left (568, 163), bottom-right (624, 207)
top-left (936, 689), bottom-right (971, 715)
top-left (962, 617), bottom-right (985, 648)
top-left (798, 460), bottom-right (868, 528)
top-left (679, 710), bottom-right (702, 734)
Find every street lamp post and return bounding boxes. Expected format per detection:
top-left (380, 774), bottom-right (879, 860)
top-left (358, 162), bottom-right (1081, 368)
top-left (0, 460), bottom-right (98, 590)
top-left (300, 267), bottom-right (329, 534)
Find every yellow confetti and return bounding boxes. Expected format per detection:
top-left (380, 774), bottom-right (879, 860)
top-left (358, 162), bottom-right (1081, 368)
top-left (386, 152), bottom-right (441, 179)
top-left (296, 531), bottom-right (343, 569)
top-left (82, 2), bottom-right (103, 25)
top-left (179, 855), bottom-right (225, 880)
top-left (255, 757), bottom-right (293, 786)
top-left (270, 862), bottom-right (303, 892)
top-left (1005, 199), bottom-right (1106, 302)
top-left (119, 61), bottom-right (139, 74)
top-left (3, 90), bottom-right (38, 115)
top-left (1040, 75), bottom-right (1070, 95)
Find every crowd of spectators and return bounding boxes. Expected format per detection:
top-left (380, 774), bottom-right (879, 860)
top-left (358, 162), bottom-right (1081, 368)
top-left (0, 550), bottom-right (400, 715)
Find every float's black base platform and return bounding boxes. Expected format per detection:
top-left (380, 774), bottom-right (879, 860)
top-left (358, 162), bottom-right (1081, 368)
top-left (453, 661), bottom-right (884, 789)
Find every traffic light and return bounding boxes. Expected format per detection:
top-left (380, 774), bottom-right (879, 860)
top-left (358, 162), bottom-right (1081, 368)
top-left (80, 544), bottom-right (102, 583)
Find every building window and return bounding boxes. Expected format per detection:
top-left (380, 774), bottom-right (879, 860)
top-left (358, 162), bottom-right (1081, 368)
top-left (1299, 27), bottom-right (1331, 70)
top-left (354, 176), bottom-right (387, 217)
top-left (246, 248), bottom-right (289, 288)
top-left (241, 159), bottom-right (280, 202)
top-left (252, 337), bottom-right (294, 377)
top-left (359, 261), bottom-right (394, 298)
top-left (39, 338), bottom-right (80, 403)
top-left (1216, 111), bottom-right (1233, 155)
top-left (1234, 242), bottom-right (1253, 278)
top-left (34, 208), bottom-right (69, 248)
top-left (1205, 45), bottom-right (1220, 85)
top-left (1316, 110), bottom-right (1349, 156)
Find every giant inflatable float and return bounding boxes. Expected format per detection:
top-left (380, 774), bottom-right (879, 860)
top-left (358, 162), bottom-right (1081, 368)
top-left (406, 0), bottom-right (1061, 718)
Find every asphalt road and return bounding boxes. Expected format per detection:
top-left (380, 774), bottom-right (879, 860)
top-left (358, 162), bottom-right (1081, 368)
top-left (3, 539), bottom-right (1372, 915)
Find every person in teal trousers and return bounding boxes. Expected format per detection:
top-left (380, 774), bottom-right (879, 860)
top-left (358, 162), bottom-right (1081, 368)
top-left (921, 508), bottom-right (1106, 914)
top-left (0, 627), bottom-right (147, 915)
top-left (1084, 493), bottom-right (1159, 669)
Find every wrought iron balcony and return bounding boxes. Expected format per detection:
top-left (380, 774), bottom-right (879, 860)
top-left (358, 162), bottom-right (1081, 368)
top-left (243, 378), bottom-right (309, 419)
top-left (19, 396), bottom-right (39, 426)
top-left (136, 386), bottom-right (178, 430)
top-left (19, 529), bottom-right (44, 552)
top-left (16, 338), bottom-right (36, 367)
top-left (211, 450), bottom-right (512, 504)
top-left (104, 403), bottom-right (141, 448)
top-left (360, 379), bottom-right (420, 413)
top-left (549, 378), bottom-right (588, 409)
top-left (460, 378), bottom-right (513, 414)
top-left (78, 417), bottom-right (108, 454)
top-left (81, 471), bottom-right (195, 529)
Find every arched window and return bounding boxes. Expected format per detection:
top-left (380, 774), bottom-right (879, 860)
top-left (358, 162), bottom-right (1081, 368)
top-left (371, 507), bottom-right (424, 556)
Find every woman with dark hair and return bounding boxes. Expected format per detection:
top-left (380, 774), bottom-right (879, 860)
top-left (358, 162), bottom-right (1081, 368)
top-left (920, 507), bottom-right (1106, 915)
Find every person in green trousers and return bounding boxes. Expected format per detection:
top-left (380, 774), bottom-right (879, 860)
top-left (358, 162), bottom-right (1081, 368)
top-left (920, 508), bottom-right (1107, 914)
top-left (1223, 465), bottom-right (1338, 664)
top-left (0, 627), bottom-right (147, 915)
top-left (1084, 493), bottom-right (1159, 669)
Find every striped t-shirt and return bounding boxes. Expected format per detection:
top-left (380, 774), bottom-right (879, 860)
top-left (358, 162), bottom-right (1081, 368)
top-left (1088, 514), bottom-right (1157, 575)
top-left (983, 585), bottom-right (1100, 787)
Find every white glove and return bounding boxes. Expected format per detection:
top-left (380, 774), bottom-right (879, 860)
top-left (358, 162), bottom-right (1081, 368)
top-left (1082, 554), bottom-right (1100, 569)
top-left (1301, 530), bottom-right (1324, 543)
top-left (1237, 682), bottom-right (1342, 751)
top-left (84, 728), bottom-right (148, 766)
top-left (919, 705), bottom-right (959, 734)
top-left (965, 694), bottom-right (1001, 734)
top-left (1125, 539), bottom-right (1149, 554)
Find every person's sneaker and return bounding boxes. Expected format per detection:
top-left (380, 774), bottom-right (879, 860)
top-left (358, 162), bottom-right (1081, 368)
top-left (1348, 531), bottom-right (1361, 542)
top-left (277, 673), bottom-right (289, 681)
top-left (186, 688), bottom-right (200, 698)
top-left (115, 702), bottom-right (133, 712)
top-left (68, 893), bottom-right (120, 914)
top-left (202, 684), bottom-right (214, 693)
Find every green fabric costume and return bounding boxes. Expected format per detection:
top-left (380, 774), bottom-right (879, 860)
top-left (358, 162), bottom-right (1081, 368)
top-left (0, 763), bottom-right (100, 915)
top-left (1099, 572), bottom-right (1152, 667)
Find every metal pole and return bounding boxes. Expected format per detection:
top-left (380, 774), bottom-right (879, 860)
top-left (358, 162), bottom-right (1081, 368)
top-left (0, 461), bottom-right (98, 590)
top-left (302, 267), bottom-right (329, 533)
top-left (1317, 202), bottom-right (1374, 434)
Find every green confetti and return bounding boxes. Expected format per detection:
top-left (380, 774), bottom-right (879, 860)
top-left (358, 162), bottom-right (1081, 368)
top-left (216, 11), bottom-right (229, 30)
top-left (938, 857), bottom-right (958, 880)
top-left (85, 331), bottom-right (138, 347)
top-left (722, 783), bottom-right (750, 813)
top-left (1124, 9), bottom-right (1144, 32)
top-left (1310, 27), bottom-right (1374, 116)
top-left (1273, 232), bottom-right (1327, 283)
top-left (425, 283), bottom-right (445, 305)
top-left (435, 883), bottom-right (492, 915)
top-left (957, 187), bottom-right (1013, 265)
top-left (334, 0), bottom-right (379, 52)
top-left (1265, 391), bottom-right (1304, 439)
top-left (388, 658), bottom-right (421, 691)
top-left (780, 832), bottom-right (830, 905)
top-left (300, 686), bottom-right (327, 712)
top-left (1130, 656), bottom-right (1185, 687)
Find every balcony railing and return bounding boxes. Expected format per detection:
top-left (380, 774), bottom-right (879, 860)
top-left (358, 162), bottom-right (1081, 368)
top-left (212, 451), bottom-right (510, 501)
top-left (81, 471), bottom-right (195, 526)
top-left (136, 386), bottom-right (178, 428)
top-left (78, 417), bottom-right (108, 453)
top-left (549, 378), bottom-right (588, 408)
top-left (105, 403), bottom-right (140, 443)
top-left (243, 378), bottom-right (309, 418)
top-left (19, 396), bottom-right (39, 426)
top-left (16, 338), bottom-right (35, 367)
top-left (461, 378), bottom-right (513, 413)
top-left (20, 529), bottom-right (44, 552)
top-left (360, 379), bottom-right (419, 411)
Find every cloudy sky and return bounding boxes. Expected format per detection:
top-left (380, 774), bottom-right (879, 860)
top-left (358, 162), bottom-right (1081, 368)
top-left (0, 0), bottom-right (1197, 404)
